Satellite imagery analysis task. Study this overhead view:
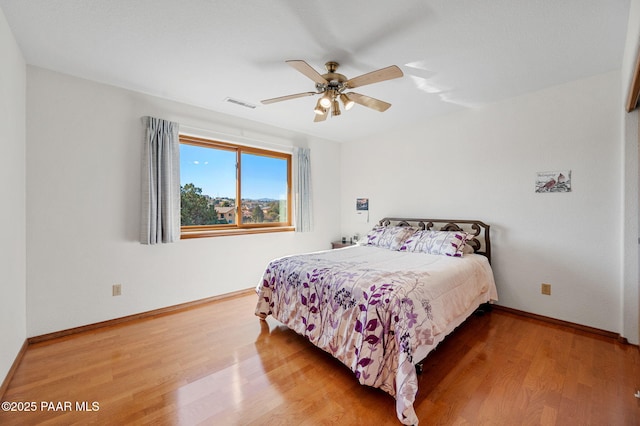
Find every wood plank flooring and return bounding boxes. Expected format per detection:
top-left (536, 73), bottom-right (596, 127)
top-left (1, 293), bottom-right (639, 425)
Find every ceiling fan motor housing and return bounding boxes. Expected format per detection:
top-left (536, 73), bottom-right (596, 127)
top-left (316, 62), bottom-right (348, 93)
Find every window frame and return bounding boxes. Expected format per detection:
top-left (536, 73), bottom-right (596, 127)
top-left (179, 134), bottom-right (293, 239)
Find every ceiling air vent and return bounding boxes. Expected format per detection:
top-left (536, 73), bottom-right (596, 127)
top-left (224, 97), bottom-right (256, 109)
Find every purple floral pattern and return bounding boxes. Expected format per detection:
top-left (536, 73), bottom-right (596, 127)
top-left (255, 254), bottom-right (437, 424)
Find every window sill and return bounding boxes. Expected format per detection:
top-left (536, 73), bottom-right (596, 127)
top-left (181, 226), bottom-right (295, 239)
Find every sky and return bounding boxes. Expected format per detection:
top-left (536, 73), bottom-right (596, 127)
top-left (180, 144), bottom-right (288, 200)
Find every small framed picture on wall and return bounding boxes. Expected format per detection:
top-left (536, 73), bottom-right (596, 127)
top-left (355, 198), bottom-right (369, 223)
top-left (535, 170), bottom-right (571, 193)
top-left (356, 198), bottom-right (369, 211)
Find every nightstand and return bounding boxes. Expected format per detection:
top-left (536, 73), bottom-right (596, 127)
top-left (331, 241), bottom-right (355, 249)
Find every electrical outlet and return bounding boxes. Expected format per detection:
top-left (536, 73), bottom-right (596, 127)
top-left (541, 283), bottom-right (551, 295)
top-left (112, 284), bottom-right (122, 296)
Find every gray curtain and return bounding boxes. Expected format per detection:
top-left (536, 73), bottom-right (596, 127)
top-left (140, 116), bottom-right (180, 244)
top-left (294, 147), bottom-right (312, 232)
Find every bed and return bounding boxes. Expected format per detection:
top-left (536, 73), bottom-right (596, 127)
top-left (254, 218), bottom-right (498, 425)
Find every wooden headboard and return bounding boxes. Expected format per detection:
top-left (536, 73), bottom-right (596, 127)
top-left (378, 217), bottom-right (491, 263)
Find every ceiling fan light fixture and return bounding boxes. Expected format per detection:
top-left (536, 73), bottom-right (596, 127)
top-left (313, 99), bottom-right (327, 115)
top-left (319, 92), bottom-right (332, 108)
top-left (331, 99), bottom-right (341, 116)
top-left (340, 93), bottom-right (354, 110)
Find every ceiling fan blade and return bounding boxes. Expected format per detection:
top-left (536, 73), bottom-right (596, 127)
top-left (347, 92), bottom-right (392, 112)
top-left (286, 60), bottom-right (328, 85)
top-left (261, 91), bottom-right (317, 105)
top-left (313, 111), bottom-right (328, 122)
top-left (345, 65), bottom-right (403, 89)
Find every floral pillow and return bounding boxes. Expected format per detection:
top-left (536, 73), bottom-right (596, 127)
top-left (364, 225), bottom-right (415, 250)
top-left (399, 230), bottom-right (470, 257)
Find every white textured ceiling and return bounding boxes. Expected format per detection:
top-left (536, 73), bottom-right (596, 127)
top-left (0, 0), bottom-right (631, 143)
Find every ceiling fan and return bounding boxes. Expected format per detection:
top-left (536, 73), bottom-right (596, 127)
top-left (261, 60), bottom-right (404, 122)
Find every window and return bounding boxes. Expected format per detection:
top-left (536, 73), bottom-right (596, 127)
top-left (179, 135), bottom-right (292, 238)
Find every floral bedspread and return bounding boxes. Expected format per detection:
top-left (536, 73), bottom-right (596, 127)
top-left (254, 246), bottom-right (497, 425)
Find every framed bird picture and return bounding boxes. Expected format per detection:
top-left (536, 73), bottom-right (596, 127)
top-left (535, 170), bottom-right (571, 193)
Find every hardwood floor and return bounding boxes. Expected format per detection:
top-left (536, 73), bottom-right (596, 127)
top-left (1, 293), bottom-right (639, 425)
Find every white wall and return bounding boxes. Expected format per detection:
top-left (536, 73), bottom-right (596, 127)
top-left (0, 8), bottom-right (26, 381)
top-left (341, 71), bottom-right (631, 339)
top-left (25, 67), bottom-right (341, 337)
